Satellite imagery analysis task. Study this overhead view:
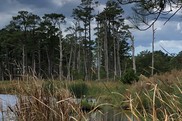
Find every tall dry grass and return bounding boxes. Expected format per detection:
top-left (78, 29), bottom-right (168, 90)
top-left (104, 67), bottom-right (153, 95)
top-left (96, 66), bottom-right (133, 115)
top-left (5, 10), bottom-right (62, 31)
top-left (119, 70), bottom-right (182, 121)
top-left (1, 70), bottom-right (182, 120)
top-left (9, 80), bottom-right (89, 121)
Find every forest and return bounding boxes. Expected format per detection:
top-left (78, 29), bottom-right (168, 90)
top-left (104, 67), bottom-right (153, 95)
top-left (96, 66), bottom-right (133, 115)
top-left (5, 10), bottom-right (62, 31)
top-left (0, 0), bottom-right (182, 81)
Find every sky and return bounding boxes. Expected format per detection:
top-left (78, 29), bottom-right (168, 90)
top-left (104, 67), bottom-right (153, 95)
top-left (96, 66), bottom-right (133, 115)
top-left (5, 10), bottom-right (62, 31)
top-left (1, 0), bottom-right (182, 55)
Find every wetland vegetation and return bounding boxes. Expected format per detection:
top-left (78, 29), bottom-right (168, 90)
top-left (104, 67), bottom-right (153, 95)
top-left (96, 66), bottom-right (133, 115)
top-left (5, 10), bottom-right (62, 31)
top-left (0, 70), bottom-right (181, 120)
top-left (0, 0), bottom-right (182, 120)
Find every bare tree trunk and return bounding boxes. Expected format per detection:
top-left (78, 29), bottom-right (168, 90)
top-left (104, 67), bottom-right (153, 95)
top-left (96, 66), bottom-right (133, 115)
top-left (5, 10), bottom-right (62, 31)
top-left (72, 29), bottom-right (77, 71)
top-left (97, 21), bottom-right (101, 81)
top-left (22, 45), bottom-right (25, 81)
top-left (77, 22), bottom-right (81, 74)
top-left (32, 53), bottom-right (36, 76)
top-left (83, 50), bottom-right (88, 81)
top-left (84, 25), bottom-right (88, 81)
top-left (46, 47), bottom-right (51, 77)
top-left (38, 41), bottom-right (41, 78)
top-left (103, 22), bottom-right (109, 81)
top-left (77, 44), bottom-right (81, 73)
top-left (114, 38), bottom-right (117, 80)
top-left (72, 29), bottom-right (77, 80)
top-left (67, 44), bottom-right (73, 81)
top-left (59, 30), bottom-right (63, 81)
top-left (33, 58), bottom-right (36, 76)
top-left (151, 24), bottom-right (155, 76)
top-left (97, 42), bottom-right (101, 81)
top-left (116, 38), bottom-right (121, 77)
top-left (131, 35), bottom-right (136, 73)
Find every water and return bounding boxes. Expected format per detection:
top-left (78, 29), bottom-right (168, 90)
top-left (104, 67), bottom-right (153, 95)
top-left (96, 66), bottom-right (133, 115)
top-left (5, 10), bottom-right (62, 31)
top-left (86, 107), bottom-right (136, 121)
top-left (0, 95), bottom-right (135, 121)
top-left (0, 94), bottom-right (17, 120)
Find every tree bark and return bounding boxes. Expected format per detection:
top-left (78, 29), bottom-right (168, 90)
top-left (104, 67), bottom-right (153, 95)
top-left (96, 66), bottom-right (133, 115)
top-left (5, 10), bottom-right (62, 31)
top-left (83, 24), bottom-right (88, 81)
top-left (151, 24), bottom-right (155, 76)
top-left (67, 42), bottom-right (73, 81)
top-left (38, 40), bottom-right (41, 78)
top-left (46, 47), bottom-right (51, 77)
top-left (59, 30), bottom-right (63, 81)
top-left (97, 21), bottom-right (101, 80)
top-left (103, 21), bottom-right (109, 81)
top-left (131, 35), bottom-right (136, 73)
top-left (22, 44), bottom-right (25, 81)
top-left (114, 37), bottom-right (117, 80)
top-left (117, 38), bottom-right (121, 77)
top-left (77, 22), bottom-right (81, 74)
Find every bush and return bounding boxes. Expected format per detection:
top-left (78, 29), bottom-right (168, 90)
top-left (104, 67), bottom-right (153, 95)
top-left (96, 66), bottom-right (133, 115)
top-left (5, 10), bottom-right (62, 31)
top-left (68, 81), bottom-right (88, 98)
top-left (121, 69), bottom-right (139, 84)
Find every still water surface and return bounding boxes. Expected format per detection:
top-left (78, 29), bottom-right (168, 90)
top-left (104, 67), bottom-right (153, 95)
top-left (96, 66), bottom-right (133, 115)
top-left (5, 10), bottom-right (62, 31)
top-left (0, 94), bottom-right (135, 121)
top-left (0, 94), bottom-right (17, 120)
top-left (86, 107), bottom-right (136, 121)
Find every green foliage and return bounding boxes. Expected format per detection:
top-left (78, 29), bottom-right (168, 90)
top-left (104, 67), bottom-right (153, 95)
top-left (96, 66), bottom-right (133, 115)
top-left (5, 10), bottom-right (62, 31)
top-left (136, 50), bottom-right (172, 76)
top-left (120, 69), bottom-right (139, 84)
top-left (72, 70), bottom-right (84, 80)
top-left (68, 81), bottom-right (88, 98)
top-left (42, 80), bottom-right (55, 95)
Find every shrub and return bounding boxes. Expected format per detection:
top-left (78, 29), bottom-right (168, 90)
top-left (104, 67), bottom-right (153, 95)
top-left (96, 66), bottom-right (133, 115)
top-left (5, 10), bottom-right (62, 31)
top-left (68, 81), bottom-right (88, 98)
top-left (121, 69), bottom-right (139, 84)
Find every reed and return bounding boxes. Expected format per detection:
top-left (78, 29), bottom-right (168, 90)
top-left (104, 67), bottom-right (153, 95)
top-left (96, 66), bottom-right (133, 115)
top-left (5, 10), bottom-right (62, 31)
top-left (117, 71), bottom-right (182, 121)
top-left (9, 80), bottom-right (88, 121)
top-left (2, 70), bottom-right (182, 120)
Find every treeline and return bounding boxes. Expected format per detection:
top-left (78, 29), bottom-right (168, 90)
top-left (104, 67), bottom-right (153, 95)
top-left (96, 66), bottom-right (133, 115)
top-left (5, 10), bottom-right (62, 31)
top-left (0, 0), bottom-right (181, 81)
top-left (136, 50), bottom-right (182, 76)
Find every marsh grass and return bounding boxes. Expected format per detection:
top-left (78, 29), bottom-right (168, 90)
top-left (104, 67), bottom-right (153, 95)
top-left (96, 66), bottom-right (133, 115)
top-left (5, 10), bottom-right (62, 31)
top-left (0, 70), bottom-right (182, 120)
top-left (7, 80), bottom-right (90, 121)
top-left (115, 70), bottom-right (182, 121)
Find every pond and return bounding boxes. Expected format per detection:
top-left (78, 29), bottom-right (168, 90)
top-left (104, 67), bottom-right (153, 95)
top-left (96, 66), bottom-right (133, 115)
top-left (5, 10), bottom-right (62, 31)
top-left (84, 106), bottom-right (136, 121)
top-left (0, 94), bottom-right (136, 121)
top-left (0, 94), bottom-right (17, 120)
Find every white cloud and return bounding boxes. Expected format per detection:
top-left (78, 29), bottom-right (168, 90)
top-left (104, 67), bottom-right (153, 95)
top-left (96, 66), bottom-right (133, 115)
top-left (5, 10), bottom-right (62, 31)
top-left (0, 13), bottom-right (12, 28)
top-left (164, 4), bottom-right (182, 16)
top-left (135, 40), bottom-right (182, 55)
top-left (135, 45), bottom-right (151, 55)
top-left (95, 4), bottom-right (105, 13)
top-left (52, 0), bottom-right (79, 7)
top-left (177, 22), bottom-right (181, 31)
